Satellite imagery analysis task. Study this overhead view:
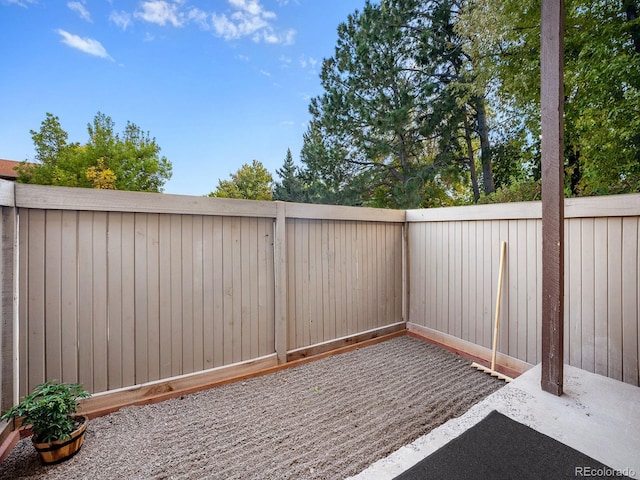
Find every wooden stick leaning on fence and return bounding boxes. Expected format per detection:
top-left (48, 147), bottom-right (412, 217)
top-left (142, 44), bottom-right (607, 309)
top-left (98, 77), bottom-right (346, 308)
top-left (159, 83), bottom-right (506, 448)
top-left (471, 241), bottom-right (513, 382)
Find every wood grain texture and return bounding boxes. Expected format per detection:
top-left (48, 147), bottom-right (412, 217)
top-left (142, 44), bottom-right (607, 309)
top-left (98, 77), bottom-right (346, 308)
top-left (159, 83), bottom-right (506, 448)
top-left (406, 193), bottom-right (640, 222)
top-left (540, 0), bottom-right (565, 396)
top-left (0, 206), bottom-right (16, 411)
top-left (274, 202), bottom-right (287, 364)
top-left (18, 210), bottom-right (277, 395)
top-left (0, 181), bottom-right (14, 208)
top-left (408, 211), bottom-right (640, 387)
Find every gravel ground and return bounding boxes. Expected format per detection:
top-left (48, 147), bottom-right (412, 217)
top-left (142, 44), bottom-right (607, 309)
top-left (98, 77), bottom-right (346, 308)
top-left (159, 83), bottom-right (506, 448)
top-left (0, 336), bottom-right (504, 480)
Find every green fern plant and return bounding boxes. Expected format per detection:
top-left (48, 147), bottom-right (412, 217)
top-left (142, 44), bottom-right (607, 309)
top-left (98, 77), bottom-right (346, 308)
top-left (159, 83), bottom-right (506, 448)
top-left (1, 381), bottom-right (90, 443)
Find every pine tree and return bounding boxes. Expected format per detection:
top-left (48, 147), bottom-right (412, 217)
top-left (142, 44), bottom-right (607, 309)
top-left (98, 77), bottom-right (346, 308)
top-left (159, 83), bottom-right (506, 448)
top-left (273, 148), bottom-right (305, 202)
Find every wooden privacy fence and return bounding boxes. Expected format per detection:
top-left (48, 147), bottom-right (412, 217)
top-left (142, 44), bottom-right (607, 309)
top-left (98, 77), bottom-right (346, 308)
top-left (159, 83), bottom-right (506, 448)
top-left (407, 194), bottom-right (640, 387)
top-left (1, 181), bottom-right (640, 420)
top-left (0, 181), bottom-right (405, 413)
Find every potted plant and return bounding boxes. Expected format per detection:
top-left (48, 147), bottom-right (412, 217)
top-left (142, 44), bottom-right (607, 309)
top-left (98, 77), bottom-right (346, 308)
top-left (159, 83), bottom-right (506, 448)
top-left (1, 380), bottom-right (90, 464)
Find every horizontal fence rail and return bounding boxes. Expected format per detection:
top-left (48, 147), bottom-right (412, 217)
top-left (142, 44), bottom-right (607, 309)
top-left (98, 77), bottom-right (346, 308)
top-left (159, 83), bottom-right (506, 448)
top-left (407, 194), bottom-right (640, 387)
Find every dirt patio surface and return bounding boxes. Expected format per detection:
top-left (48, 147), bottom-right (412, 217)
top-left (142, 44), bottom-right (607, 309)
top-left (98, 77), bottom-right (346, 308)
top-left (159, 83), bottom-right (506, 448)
top-left (0, 335), bottom-right (504, 480)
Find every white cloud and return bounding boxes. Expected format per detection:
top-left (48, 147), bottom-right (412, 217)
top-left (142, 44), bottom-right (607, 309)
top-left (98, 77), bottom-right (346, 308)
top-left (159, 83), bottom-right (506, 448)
top-left (237, 54), bottom-right (250, 61)
top-left (211, 0), bottom-right (295, 45)
top-left (135, 1), bottom-right (183, 27)
top-left (299, 55), bottom-right (318, 72)
top-left (57, 29), bottom-right (113, 60)
top-left (67, 1), bottom-right (91, 22)
top-left (212, 11), bottom-right (265, 39)
top-left (2, 0), bottom-right (36, 6)
top-left (229, 0), bottom-right (269, 17)
top-left (259, 69), bottom-right (271, 77)
top-left (187, 7), bottom-right (209, 30)
top-left (109, 10), bottom-right (132, 30)
top-left (259, 28), bottom-right (294, 45)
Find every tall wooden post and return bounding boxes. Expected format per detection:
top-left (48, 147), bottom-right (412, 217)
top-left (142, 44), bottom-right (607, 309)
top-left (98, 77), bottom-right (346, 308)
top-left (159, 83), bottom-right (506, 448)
top-left (274, 201), bottom-right (288, 364)
top-left (541, 0), bottom-right (565, 396)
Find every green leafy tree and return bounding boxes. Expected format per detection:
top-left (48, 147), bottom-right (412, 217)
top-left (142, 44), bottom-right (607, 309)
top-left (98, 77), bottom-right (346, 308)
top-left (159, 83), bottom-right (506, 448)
top-left (457, 0), bottom-right (640, 196)
top-left (209, 160), bottom-right (274, 201)
top-left (16, 112), bottom-right (172, 192)
top-left (82, 113), bottom-right (172, 192)
top-left (273, 149), bottom-right (306, 202)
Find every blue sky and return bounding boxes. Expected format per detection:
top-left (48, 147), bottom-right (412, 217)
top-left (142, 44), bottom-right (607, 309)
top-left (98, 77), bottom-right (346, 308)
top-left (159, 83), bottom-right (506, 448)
top-left (0, 0), bottom-right (367, 196)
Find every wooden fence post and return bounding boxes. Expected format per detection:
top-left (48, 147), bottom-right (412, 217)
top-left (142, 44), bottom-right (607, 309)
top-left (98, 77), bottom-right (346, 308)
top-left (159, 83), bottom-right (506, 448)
top-left (274, 201), bottom-right (288, 364)
top-left (541, 0), bottom-right (565, 396)
top-left (0, 180), bottom-right (17, 411)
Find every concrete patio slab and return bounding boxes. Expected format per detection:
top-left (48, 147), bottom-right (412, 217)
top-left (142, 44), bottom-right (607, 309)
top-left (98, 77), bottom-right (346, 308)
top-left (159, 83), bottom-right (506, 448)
top-left (350, 363), bottom-right (640, 479)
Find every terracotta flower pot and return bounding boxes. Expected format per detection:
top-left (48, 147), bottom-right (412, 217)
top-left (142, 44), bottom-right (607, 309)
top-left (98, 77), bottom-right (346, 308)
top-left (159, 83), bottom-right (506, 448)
top-left (32, 416), bottom-right (88, 465)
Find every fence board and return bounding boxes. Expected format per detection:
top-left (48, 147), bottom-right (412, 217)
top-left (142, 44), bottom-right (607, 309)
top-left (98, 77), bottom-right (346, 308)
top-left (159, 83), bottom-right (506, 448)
top-left (500, 220), bottom-right (510, 352)
top-left (581, 219), bottom-right (595, 372)
top-left (320, 221), bottom-right (329, 341)
top-left (212, 217), bottom-right (224, 368)
top-left (18, 210), bottom-right (29, 396)
top-left (460, 222), bottom-right (470, 342)
top-left (191, 216), bottom-right (204, 372)
top-left (474, 222), bottom-right (484, 347)
top-left (453, 222), bottom-right (462, 339)
top-left (335, 222), bottom-right (345, 339)
top-left (344, 222), bottom-right (353, 336)
top-left (622, 217), bottom-right (639, 385)
top-left (506, 221), bottom-right (517, 358)
top-left (77, 212), bottom-right (94, 392)
top-left (92, 212), bottom-right (108, 393)
top-left (568, 219), bottom-right (582, 368)
top-left (608, 218), bottom-right (623, 381)
top-left (201, 216), bottom-right (214, 369)
top-left (526, 219), bottom-right (539, 365)
top-left (28, 210), bottom-right (47, 389)
top-left (121, 213), bottom-right (136, 387)
top-left (107, 213), bottom-right (123, 389)
top-left (44, 211), bottom-right (62, 382)
top-left (517, 221), bottom-right (528, 361)
top-left (1, 205), bottom-right (16, 411)
top-left (309, 221), bottom-right (320, 344)
top-left (134, 213), bottom-right (149, 384)
top-left (158, 215), bottom-right (173, 377)
top-left (241, 217), bottom-right (252, 361)
top-left (231, 217), bottom-right (243, 364)
top-left (594, 218), bottom-right (609, 376)
top-left (181, 215), bottom-right (194, 374)
top-left (257, 218), bottom-right (270, 357)
top-left (145, 213), bottom-right (162, 381)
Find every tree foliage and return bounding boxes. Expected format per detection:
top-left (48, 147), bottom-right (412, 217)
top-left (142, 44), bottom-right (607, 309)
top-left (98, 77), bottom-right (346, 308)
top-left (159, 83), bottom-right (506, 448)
top-left (17, 112), bottom-right (172, 192)
top-left (300, 0), bottom-right (500, 208)
top-left (457, 0), bottom-right (640, 196)
top-left (294, 0), bottom-right (640, 208)
top-left (273, 148), bottom-right (306, 202)
top-left (209, 160), bottom-right (274, 201)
